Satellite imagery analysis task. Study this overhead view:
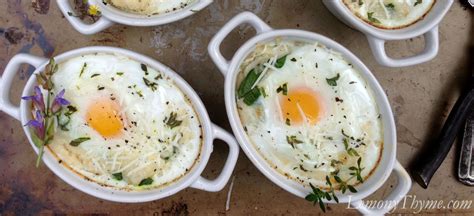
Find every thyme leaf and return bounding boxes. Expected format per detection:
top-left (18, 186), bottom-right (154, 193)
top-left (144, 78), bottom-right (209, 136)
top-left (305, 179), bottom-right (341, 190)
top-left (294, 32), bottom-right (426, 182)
top-left (165, 112), bottom-right (182, 129)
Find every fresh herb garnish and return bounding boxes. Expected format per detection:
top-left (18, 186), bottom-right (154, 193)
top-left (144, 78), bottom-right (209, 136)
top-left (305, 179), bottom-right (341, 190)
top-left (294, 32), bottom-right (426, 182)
top-left (165, 112), bottom-right (182, 129)
top-left (326, 73), bottom-right (340, 86)
top-left (343, 138), bottom-right (359, 157)
top-left (112, 172), bottom-right (123, 180)
top-left (90, 73), bottom-right (100, 78)
top-left (58, 105), bottom-right (77, 131)
top-left (385, 3), bottom-right (395, 9)
top-left (138, 177), bottom-right (154, 186)
top-left (414, 0), bottom-right (422, 6)
top-left (79, 62), bottom-right (87, 77)
top-left (260, 87), bottom-right (267, 97)
top-left (275, 55), bottom-right (288, 68)
top-left (116, 72), bottom-right (124, 76)
top-left (305, 183), bottom-right (330, 212)
top-left (367, 12), bottom-right (380, 23)
top-left (69, 137), bottom-right (91, 147)
top-left (276, 83), bottom-right (288, 95)
top-left (143, 77), bottom-right (158, 91)
top-left (243, 88), bottom-right (261, 105)
top-left (285, 118), bottom-right (291, 126)
top-left (286, 135), bottom-right (303, 148)
top-left (22, 59), bottom-right (70, 167)
top-left (349, 157), bottom-right (364, 183)
top-left (237, 69), bottom-right (259, 98)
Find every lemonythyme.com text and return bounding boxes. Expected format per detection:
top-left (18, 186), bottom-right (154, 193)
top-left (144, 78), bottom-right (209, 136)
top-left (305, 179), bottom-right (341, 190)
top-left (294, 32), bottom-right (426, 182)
top-left (348, 195), bottom-right (472, 213)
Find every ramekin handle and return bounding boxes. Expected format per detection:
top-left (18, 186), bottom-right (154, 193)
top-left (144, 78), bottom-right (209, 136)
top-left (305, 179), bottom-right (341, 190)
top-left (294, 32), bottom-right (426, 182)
top-left (0, 54), bottom-right (47, 121)
top-left (191, 123), bottom-right (239, 192)
top-left (367, 26), bottom-right (439, 67)
top-left (208, 11), bottom-right (272, 76)
top-left (351, 161), bottom-right (412, 215)
top-left (56, 0), bottom-right (114, 35)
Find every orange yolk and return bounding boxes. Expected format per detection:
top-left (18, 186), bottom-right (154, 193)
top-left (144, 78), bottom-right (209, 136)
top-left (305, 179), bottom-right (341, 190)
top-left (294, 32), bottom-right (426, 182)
top-left (86, 99), bottom-right (123, 138)
top-left (281, 88), bottom-right (321, 125)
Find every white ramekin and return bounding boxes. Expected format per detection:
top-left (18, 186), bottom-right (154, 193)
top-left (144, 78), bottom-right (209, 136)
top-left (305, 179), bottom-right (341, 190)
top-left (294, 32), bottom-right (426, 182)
top-left (208, 12), bottom-right (412, 215)
top-left (57, 0), bottom-right (213, 35)
top-left (323, 0), bottom-right (453, 67)
top-left (0, 46), bottom-right (239, 203)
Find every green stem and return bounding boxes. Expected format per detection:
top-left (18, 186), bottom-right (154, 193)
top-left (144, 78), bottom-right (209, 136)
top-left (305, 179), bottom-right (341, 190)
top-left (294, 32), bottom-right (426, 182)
top-left (36, 142), bottom-right (45, 167)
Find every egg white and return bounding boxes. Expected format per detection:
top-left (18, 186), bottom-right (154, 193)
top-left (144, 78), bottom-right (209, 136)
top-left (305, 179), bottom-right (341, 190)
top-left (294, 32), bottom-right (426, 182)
top-left (106, 0), bottom-right (196, 15)
top-left (47, 53), bottom-right (202, 190)
top-left (343, 0), bottom-right (435, 29)
top-left (236, 39), bottom-right (383, 189)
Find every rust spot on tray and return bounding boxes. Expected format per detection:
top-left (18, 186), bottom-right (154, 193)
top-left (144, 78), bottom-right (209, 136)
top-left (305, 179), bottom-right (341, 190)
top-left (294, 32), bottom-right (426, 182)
top-left (32, 0), bottom-right (51, 14)
top-left (6, 0), bottom-right (55, 57)
top-left (162, 201), bottom-right (189, 216)
top-left (0, 188), bottom-right (45, 215)
top-left (4, 27), bottom-right (24, 44)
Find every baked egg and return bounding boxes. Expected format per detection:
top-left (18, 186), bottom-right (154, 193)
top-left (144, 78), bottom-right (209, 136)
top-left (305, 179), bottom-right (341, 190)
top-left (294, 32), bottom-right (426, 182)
top-left (236, 38), bottom-right (383, 189)
top-left (47, 53), bottom-right (202, 190)
top-left (343, 0), bottom-right (435, 29)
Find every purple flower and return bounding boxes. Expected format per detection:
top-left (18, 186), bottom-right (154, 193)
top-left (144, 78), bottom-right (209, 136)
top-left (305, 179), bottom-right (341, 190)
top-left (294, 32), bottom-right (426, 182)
top-left (25, 110), bottom-right (45, 140)
top-left (22, 86), bottom-right (45, 112)
top-left (51, 89), bottom-right (70, 114)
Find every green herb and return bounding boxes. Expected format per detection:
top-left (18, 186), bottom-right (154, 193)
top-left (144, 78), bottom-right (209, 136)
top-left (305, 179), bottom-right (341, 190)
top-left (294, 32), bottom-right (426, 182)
top-left (305, 183), bottom-right (330, 212)
top-left (98, 86), bottom-right (105, 91)
top-left (414, 0), bottom-right (422, 6)
top-left (326, 73), bottom-right (340, 86)
top-left (90, 73), bottom-right (100, 78)
top-left (276, 83), bottom-right (288, 95)
top-left (138, 177), bottom-right (154, 186)
top-left (367, 12), bottom-right (380, 23)
top-left (260, 87), bottom-right (267, 97)
top-left (141, 63), bottom-right (148, 75)
top-left (326, 176), bottom-right (339, 203)
top-left (358, 0), bottom-right (364, 6)
top-left (285, 118), bottom-right (291, 126)
top-left (275, 55), bottom-right (288, 68)
top-left (237, 69), bottom-right (259, 98)
top-left (243, 87), bottom-right (261, 105)
top-left (58, 105), bottom-right (77, 131)
top-left (79, 62), bottom-right (87, 77)
top-left (112, 172), bottom-right (123, 180)
top-left (70, 137), bottom-right (91, 147)
top-left (286, 135), bottom-right (303, 148)
top-left (165, 112), bottom-right (182, 129)
top-left (116, 72), bottom-right (124, 76)
top-left (343, 138), bottom-right (359, 157)
top-left (385, 3), bottom-right (395, 9)
top-left (349, 157), bottom-right (364, 183)
top-left (330, 159), bottom-right (342, 167)
top-left (143, 77), bottom-right (158, 91)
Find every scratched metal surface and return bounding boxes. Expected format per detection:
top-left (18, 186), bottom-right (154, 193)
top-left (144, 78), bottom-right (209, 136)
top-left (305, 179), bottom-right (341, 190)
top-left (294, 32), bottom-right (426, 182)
top-left (0, 0), bottom-right (473, 215)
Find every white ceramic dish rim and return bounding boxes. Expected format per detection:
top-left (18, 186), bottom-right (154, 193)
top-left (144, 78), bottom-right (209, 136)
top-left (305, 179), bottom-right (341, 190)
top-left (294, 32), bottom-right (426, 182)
top-left (0, 46), bottom-right (239, 203)
top-left (322, 0), bottom-right (454, 67)
top-left (56, 0), bottom-right (213, 35)
top-left (208, 12), bottom-right (412, 215)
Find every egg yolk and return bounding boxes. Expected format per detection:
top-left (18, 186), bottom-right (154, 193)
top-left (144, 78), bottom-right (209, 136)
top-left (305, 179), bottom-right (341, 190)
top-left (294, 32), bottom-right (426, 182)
top-left (281, 88), bottom-right (321, 125)
top-left (86, 99), bottom-right (123, 138)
